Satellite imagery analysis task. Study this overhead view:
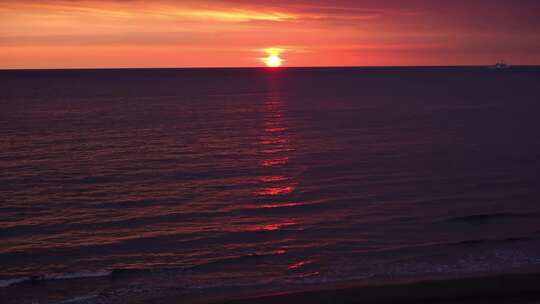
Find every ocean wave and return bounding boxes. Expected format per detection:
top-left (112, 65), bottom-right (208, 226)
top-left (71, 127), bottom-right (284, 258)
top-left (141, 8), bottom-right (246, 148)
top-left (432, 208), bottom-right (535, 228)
top-left (1, 196), bottom-right (370, 242)
top-left (0, 277), bottom-right (28, 288)
top-left (446, 212), bottom-right (538, 223)
top-left (45, 271), bottom-right (112, 280)
top-left (450, 237), bottom-right (531, 247)
top-left (109, 249), bottom-right (289, 277)
top-left (0, 270), bottom-right (112, 288)
top-left (348, 236), bottom-right (538, 257)
top-left (59, 294), bottom-right (99, 303)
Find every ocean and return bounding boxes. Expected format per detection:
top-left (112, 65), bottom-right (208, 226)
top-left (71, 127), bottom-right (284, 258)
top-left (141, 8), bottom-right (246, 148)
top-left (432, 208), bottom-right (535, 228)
top-left (1, 67), bottom-right (540, 303)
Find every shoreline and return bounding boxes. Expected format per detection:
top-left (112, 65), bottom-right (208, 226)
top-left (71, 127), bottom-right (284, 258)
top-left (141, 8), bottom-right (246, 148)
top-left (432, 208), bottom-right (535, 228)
top-left (4, 270), bottom-right (540, 304)
top-left (215, 272), bottom-right (540, 304)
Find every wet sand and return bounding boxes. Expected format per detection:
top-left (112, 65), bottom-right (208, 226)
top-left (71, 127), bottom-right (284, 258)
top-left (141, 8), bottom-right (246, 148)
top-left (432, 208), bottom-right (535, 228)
top-left (216, 272), bottom-right (540, 304)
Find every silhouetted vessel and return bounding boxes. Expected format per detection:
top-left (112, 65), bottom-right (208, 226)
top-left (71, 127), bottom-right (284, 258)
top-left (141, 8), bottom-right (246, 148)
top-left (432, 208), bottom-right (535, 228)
top-left (490, 60), bottom-right (510, 69)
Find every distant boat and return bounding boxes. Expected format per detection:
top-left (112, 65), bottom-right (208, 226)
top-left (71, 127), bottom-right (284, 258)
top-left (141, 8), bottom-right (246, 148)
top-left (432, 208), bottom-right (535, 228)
top-left (489, 60), bottom-right (510, 69)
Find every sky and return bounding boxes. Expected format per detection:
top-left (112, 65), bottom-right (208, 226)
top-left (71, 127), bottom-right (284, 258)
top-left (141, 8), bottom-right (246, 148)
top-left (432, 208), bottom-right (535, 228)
top-left (1, 0), bottom-right (540, 69)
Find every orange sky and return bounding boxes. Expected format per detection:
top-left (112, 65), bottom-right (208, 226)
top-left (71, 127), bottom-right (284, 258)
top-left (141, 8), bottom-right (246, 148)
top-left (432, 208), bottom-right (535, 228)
top-left (1, 0), bottom-right (540, 69)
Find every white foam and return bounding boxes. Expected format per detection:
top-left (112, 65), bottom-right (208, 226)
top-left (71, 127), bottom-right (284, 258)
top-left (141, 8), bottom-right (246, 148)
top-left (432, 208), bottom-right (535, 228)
top-left (59, 294), bottom-right (99, 303)
top-left (0, 277), bottom-right (29, 288)
top-left (0, 271), bottom-right (112, 288)
top-left (46, 271), bottom-right (112, 280)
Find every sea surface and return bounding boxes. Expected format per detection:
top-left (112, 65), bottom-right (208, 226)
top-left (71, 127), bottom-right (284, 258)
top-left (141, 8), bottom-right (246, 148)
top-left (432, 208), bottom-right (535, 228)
top-left (1, 67), bottom-right (540, 303)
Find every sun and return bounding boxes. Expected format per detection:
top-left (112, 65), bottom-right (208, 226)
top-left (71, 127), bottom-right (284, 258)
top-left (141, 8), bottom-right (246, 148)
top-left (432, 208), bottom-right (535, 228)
top-left (261, 48), bottom-right (284, 67)
top-left (264, 54), bottom-right (282, 67)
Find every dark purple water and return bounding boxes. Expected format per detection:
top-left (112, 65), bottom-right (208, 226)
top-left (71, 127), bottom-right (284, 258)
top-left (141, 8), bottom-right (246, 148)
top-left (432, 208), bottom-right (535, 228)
top-left (1, 67), bottom-right (540, 303)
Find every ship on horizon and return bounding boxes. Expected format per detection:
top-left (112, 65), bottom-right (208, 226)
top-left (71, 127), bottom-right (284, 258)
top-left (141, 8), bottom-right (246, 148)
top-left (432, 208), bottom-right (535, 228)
top-left (490, 60), bottom-right (511, 69)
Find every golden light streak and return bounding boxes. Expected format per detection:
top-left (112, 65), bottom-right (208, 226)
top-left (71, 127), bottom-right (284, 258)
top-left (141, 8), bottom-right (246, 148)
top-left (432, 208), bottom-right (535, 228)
top-left (174, 9), bottom-right (296, 22)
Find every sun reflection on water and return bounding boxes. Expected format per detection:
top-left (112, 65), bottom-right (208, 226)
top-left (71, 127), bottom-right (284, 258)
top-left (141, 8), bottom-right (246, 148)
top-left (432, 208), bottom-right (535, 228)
top-left (251, 90), bottom-right (302, 232)
top-left (255, 94), bottom-right (296, 197)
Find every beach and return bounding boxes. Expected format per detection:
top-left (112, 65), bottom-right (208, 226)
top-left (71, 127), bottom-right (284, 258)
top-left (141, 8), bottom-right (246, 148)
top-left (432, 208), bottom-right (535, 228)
top-left (219, 272), bottom-right (540, 304)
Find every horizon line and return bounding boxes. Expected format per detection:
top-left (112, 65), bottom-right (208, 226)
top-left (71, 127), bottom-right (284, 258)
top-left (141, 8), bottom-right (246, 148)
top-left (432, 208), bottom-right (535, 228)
top-left (1, 64), bottom-right (539, 72)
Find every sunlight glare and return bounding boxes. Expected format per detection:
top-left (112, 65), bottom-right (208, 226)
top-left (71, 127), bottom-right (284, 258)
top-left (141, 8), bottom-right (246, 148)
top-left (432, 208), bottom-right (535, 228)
top-left (264, 54), bottom-right (282, 67)
top-left (262, 48), bottom-right (284, 67)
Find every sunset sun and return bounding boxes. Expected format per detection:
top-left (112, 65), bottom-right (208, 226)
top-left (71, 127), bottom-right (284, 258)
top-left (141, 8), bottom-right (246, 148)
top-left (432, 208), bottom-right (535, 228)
top-left (264, 54), bottom-right (282, 67)
top-left (262, 48), bottom-right (284, 67)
